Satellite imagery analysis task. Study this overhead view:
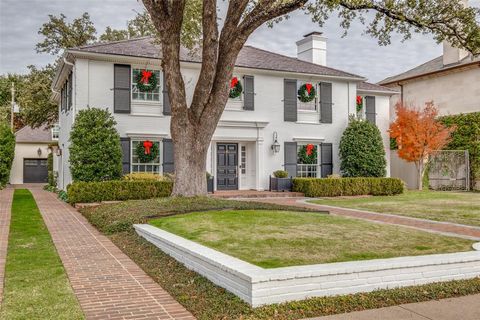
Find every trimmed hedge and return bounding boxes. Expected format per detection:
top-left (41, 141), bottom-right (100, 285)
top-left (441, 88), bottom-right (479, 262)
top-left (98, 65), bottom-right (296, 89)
top-left (293, 177), bottom-right (404, 197)
top-left (67, 180), bottom-right (173, 204)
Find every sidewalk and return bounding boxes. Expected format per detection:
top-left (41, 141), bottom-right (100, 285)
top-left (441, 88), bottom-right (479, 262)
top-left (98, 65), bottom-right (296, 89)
top-left (29, 187), bottom-right (194, 320)
top-left (0, 187), bottom-right (13, 305)
top-left (308, 294), bottom-right (480, 320)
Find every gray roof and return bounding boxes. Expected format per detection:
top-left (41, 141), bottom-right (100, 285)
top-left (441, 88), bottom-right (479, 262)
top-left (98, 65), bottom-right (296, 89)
top-left (72, 37), bottom-right (365, 79)
top-left (15, 125), bottom-right (53, 143)
top-left (358, 81), bottom-right (398, 93)
top-left (379, 54), bottom-right (480, 85)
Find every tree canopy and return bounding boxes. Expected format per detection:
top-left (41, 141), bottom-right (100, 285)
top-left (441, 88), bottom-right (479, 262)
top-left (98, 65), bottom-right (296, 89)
top-left (141, 0), bottom-right (480, 196)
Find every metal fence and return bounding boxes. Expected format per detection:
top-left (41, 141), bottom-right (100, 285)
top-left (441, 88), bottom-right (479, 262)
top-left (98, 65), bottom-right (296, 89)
top-left (428, 150), bottom-right (470, 191)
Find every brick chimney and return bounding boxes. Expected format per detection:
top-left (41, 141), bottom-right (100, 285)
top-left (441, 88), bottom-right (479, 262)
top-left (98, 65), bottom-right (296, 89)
top-left (296, 32), bottom-right (327, 66)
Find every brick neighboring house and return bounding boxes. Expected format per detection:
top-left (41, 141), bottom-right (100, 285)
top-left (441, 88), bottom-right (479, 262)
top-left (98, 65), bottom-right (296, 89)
top-left (379, 41), bottom-right (480, 189)
top-left (52, 32), bottom-right (396, 191)
top-left (9, 125), bottom-right (59, 184)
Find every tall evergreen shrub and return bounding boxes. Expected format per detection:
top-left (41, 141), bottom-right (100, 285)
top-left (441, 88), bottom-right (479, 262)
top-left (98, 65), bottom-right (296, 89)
top-left (0, 122), bottom-right (15, 188)
top-left (69, 108), bottom-right (122, 182)
top-left (339, 117), bottom-right (387, 177)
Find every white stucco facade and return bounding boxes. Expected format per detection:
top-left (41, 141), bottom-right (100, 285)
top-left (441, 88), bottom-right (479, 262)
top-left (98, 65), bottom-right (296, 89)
top-left (9, 143), bottom-right (50, 184)
top-left (54, 41), bottom-right (394, 191)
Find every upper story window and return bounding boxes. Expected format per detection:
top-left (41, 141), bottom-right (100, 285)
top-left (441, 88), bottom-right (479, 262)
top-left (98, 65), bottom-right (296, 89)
top-left (132, 69), bottom-right (161, 102)
top-left (297, 81), bottom-right (318, 112)
top-left (51, 124), bottom-right (60, 140)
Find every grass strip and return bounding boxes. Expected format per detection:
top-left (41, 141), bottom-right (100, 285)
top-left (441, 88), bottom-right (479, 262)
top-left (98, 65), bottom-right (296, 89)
top-left (81, 198), bottom-right (480, 319)
top-left (0, 189), bottom-right (84, 320)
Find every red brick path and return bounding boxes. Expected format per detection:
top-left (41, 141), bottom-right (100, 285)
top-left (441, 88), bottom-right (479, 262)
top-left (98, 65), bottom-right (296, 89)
top-left (29, 188), bottom-right (195, 320)
top-left (248, 197), bottom-right (480, 240)
top-left (0, 188), bottom-right (13, 305)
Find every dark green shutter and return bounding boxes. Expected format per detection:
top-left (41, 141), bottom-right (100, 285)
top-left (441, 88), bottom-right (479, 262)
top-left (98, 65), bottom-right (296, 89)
top-left (68, 72), bottom-right (72, 110)
top-left (284, 79), bottom-right (297, 122)
top-left (163, 74), bottom-right (171, 115)
top-left (284, 142), bottom-right (298, 177)
top-left (120, 137), bottom-right (131, 174)
top-left (320, 82), bottom-right (333, 123)
top-left (114, 64), bottom-right (131, 113)
top-left (321, 143), bottom-right (333, 177)
top-left (243, 75), bottom-right (254, 110)
top-left (365, 96), bottom-right (376, 125)
top-left (163, 139), bottom-right (174, 173)
top-left (60, 87), bottom-right (65, 113)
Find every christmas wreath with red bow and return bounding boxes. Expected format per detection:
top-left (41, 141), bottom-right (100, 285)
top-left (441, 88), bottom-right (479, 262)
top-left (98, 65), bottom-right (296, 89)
top-left (229, 77), bottom-right (243, 99)
top-left (298, 144), bottom-right (317, 164)
top-left (298, 83), bottom-right (316, 103)
top-left (135, 69), bottom-right (158, 92)
top-left (356, 95), bottom-right (363, 112)
top-left (136, 140), bottom-right (159, 163)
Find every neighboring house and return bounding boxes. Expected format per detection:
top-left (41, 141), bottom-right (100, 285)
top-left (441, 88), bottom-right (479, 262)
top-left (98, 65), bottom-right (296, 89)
top-left (379, 41), bottom-right (480, 189)
top-left (9, 125), bottom-right (59, 184)
top-left (52, 32), bottom-right (396, 191)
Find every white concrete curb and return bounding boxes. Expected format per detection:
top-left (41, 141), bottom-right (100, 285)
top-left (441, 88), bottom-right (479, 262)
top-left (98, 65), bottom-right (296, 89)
top-left (134, 224), bottom-right (480, 307)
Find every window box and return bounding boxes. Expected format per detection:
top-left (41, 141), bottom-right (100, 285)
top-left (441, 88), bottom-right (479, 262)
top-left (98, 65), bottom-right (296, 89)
top-left (269, 176), bottom-right (293, 192)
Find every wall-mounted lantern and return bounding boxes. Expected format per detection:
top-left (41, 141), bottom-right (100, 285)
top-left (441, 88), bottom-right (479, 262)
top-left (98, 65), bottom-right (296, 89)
top-left (37, 148), bottom-right (42, 157)
top-left (271, 131), bottom-right (281, 154)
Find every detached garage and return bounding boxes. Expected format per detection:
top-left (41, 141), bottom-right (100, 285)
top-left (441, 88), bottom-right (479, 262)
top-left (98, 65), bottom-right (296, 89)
top-left (9, 125), bottom-right (57, 185)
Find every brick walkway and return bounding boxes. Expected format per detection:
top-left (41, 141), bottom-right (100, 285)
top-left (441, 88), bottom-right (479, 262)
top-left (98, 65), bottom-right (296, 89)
top-left (29, 187), bottom-right (194, 320)
top-left (0, 188), bottom-right (13, 305)
top-left (247, 197), bottom-right (480, 240)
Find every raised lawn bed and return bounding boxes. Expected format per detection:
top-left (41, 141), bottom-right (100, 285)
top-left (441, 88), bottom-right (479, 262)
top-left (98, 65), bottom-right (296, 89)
top-left (0, 190), bottom-right (84, 319)
top-left (80, 197), bottom-right (480, 319)
top-left (308, 190), bottom-right (480, 227)
top-left (148, 210), bottom-right (474, 268)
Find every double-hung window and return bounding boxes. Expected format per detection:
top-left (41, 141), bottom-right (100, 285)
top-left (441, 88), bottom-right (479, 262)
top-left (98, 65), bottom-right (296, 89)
top-left (51, 124), bottom-right (60, 140)
top-left (297, 81), bottom-right (318, 112)
top-left (131, 140), bottom-right (161, 173)
top-left (132, 69), bottom-right (161, 102)
top-left (296, 143), bottom-right (320, 178)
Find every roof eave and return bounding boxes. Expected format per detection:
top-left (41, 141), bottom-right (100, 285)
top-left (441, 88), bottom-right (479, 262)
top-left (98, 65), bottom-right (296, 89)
top-left (379, 60), bottom-right (480, 86)
top-left (358, 89), bottom-right (399, 96)
top-left (67, 49), bottom-right (367, 82)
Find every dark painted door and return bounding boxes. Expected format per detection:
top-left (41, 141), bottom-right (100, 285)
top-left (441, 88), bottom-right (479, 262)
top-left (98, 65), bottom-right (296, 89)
top-left (23, 159), bottom-right (48, 183)
top-left (217, 143), bottom-right (238, 190)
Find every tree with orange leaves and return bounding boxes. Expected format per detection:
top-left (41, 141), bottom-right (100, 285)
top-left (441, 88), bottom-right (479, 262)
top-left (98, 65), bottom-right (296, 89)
top-left (390, 102), bottom-right (455, 190)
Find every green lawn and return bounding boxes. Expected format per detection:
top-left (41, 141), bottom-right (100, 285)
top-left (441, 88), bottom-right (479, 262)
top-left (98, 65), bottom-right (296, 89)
top-left (0, 189), bottom-right (84, 320)
top-left (308, 190), bottom-right (480, 227)
top-left (149, 209), bottom-right (474, 268)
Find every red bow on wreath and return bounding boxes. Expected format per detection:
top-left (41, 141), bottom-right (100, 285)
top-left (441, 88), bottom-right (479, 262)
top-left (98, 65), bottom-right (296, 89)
top-left (305, 83), bottom-right (313, 94)
top-left (230, 77), bottom-right (239, 88)
top-left (306, 144), bottom-right (315, 156)
top-left (356, 95), bottom-right (362, 105)
top-left (141, 70), bottom-right (153, 84)
top-left (143, 140), bottom-right (153, 155)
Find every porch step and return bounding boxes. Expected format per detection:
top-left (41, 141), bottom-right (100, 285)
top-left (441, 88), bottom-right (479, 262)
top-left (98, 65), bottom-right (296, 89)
top-left (211, 190), bottom-right (304, 199)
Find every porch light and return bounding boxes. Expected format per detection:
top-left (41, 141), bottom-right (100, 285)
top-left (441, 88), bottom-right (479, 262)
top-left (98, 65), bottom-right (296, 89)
top-left (37, 148), bottom-right (42, 157)
top-left (271, 132), bottom-right (281, 154)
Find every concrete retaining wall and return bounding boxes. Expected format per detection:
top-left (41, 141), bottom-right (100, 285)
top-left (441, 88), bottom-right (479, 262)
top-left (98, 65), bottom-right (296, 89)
top-left (134, 224), bottom-right (480, 307)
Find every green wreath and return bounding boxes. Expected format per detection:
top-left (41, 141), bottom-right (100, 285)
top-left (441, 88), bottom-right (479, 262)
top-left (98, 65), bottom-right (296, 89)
top-left (297, 83), bottom-right (316, 103)
top-left (298, 144), bottom-right (317, 164)
top-left (229, 77), bottom-right (243, 99)
top-left (135, 70), bottom-right (158, 92)
top-left (136, 141), bottom-right (159, 163)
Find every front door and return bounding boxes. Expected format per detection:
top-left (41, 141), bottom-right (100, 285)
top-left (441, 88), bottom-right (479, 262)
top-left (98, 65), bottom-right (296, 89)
top-left (217, 143), bottom-right (238, 190)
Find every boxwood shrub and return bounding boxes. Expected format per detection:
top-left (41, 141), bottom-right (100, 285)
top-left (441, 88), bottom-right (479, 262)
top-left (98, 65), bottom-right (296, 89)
top-left (293, 177), bottom-right (404, 197)
top-left (67, 180), bottom-right (173, 204)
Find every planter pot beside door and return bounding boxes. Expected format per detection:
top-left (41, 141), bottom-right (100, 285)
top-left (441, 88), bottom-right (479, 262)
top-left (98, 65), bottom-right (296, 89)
top-left (207, 177), bottom-right (214, 193)
top-left (269, 176), bottom-right (293, 192)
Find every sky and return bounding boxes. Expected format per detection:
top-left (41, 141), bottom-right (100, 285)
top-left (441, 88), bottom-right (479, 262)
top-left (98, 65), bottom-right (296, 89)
top-left (1, 0), bottom-right (479, 83)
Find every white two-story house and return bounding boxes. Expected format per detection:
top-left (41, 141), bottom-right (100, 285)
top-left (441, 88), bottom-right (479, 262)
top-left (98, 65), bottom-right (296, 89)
top-left (52, 32), bottom-right (396, 191)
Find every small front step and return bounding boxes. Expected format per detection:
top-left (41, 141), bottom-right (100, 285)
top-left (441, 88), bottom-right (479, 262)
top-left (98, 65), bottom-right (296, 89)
top-left (211, 190), bottom-right (304, 199)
